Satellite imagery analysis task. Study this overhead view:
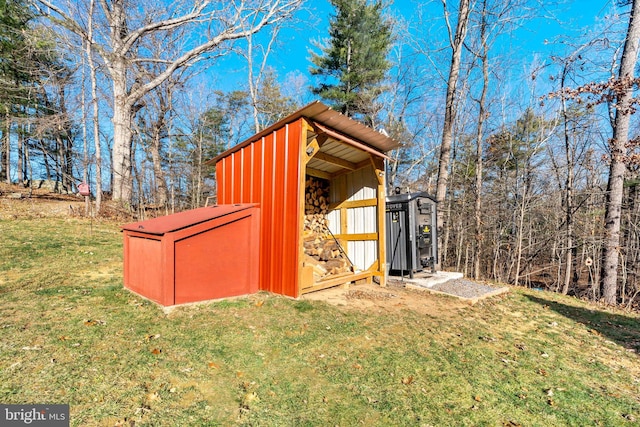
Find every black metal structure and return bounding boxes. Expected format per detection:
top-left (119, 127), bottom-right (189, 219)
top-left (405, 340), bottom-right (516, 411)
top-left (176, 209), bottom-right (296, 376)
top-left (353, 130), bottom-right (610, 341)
top-left (386, 191), bottom-right (438, 278)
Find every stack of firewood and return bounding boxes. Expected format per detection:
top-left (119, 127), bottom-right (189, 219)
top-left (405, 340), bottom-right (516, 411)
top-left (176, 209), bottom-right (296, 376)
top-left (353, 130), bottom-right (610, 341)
top-left (304, 176), bottom-right (330, 236)
top-left (303, 238), bottom-right (351, 278)
top-left (302, 176), bottom-right (352, 281)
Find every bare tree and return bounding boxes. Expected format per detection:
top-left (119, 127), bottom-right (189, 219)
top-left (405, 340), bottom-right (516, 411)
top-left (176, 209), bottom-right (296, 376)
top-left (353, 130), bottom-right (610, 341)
top-left (600, 0), bottom-right (640, 304)
top-left (241, 22), bottom-right (283, 132)
top-left (84, 0), bottom-right (103, 212)
top-left (35, 0), bottom-right (303, 204)
top-left (471, 0), bottom-right (489, 280)
top-left (553, 43), bottom-right (601, 294)
top-left (135, 74), bottom-right (183, 209)
top-left (434, 0), bottom-right (471, 268)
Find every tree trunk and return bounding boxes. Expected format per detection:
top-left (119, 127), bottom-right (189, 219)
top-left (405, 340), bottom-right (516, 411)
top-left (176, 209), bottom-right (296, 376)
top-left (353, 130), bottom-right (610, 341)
top-left (473, 2), bottom-right (489, 280)
top-left (17, 123), bottom-right (23, 185)
top-left (0, 129), bottom-right (5, 183)
top-left (86, 36), bottom-right (102, 212)
top-left (513, 186), bottom-right (526, 287)
top-left (442, 149), bottom-right (457, 269)
top-left (81, 46), bottom-right (90, 215)
top-left (25, 131), bottom-right (32, 187)
top-left (601, 0), bottom-right (640, 305)
top-left (194, 129), bottom-right (203, 208)
top-left (3, 110), bottom-right (10, 183)
top-left (435, 0), bottom-right (471, 268)
top-left (560, 66), bottom-right (575, 295)
top-left (112, 65), bottom-right (134, 204)
top-left (53, 117), bottom-right (74, 193)
top-left (150, 128), bottom-right (169, 207)
top-left (39, 138), bottom-right (50, 180)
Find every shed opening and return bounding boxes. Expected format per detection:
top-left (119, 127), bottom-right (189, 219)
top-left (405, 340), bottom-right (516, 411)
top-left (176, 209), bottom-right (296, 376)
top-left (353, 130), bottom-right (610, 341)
top-left (300, 121), bottom-right (388, 294)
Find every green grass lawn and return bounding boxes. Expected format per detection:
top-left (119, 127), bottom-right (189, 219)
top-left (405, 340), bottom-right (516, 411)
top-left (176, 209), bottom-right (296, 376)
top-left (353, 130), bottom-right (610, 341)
top-left (1, 217), bottom-right (639, 426)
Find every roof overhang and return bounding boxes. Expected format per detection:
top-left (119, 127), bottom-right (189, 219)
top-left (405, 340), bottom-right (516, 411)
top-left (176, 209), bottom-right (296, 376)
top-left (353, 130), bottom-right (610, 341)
top-left (205, 101), bottom-right (401, 166)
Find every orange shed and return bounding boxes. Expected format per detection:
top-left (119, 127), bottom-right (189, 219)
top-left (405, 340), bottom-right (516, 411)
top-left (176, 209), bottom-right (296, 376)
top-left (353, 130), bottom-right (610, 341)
top-left (122, 204), bottom-right (260, 306)
top-left (207, 101), bottom-right (400, 298)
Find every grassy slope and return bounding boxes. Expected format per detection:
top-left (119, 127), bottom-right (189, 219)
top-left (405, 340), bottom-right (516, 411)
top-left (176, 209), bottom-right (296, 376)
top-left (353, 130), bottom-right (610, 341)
top-left (0, 217), bottom-right (639, 426)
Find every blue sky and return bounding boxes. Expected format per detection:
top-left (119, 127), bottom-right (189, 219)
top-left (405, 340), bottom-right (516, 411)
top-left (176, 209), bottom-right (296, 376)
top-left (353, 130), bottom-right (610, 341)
top-left (209, 0), bottom-right (621, 96)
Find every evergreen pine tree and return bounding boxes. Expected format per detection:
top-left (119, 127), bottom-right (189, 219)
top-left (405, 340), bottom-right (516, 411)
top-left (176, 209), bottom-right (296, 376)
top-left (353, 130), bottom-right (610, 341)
top-left (0, 0), bottom-right (65, 183)
top-left (310, 0), bottom-right (392, 126)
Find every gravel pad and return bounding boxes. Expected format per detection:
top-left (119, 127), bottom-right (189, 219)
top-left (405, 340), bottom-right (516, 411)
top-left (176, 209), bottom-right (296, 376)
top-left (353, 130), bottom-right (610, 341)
top-left (429, 279), bottom-right (505, 299)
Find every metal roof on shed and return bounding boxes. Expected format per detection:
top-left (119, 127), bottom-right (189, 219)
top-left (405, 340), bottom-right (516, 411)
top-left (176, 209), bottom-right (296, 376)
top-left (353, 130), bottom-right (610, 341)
top-left (121, 204), bottom-right (257, 235)
top-left (206, 101), bottom-right (401, 165)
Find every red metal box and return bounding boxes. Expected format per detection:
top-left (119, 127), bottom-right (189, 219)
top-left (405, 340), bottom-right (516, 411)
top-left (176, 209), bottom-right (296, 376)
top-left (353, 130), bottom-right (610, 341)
top-left (122, 204), bottom-right (260, 306)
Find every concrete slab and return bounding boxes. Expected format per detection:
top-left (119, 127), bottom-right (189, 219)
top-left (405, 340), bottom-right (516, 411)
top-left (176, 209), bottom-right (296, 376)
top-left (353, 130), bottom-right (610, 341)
top-left (388, 271), bottom-right (464, 288)
top-left (388, 271), bottom-right (509, 305)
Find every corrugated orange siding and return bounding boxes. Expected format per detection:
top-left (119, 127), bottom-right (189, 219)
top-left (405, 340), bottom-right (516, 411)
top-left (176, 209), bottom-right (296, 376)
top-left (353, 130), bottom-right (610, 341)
top-left (216, 120), bottom-right (303, 297)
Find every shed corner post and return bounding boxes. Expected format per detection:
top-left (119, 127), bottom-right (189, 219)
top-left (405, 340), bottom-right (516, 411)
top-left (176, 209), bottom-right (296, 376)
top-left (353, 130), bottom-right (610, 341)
top-left (296, 118), bottom-right (313, 297)
top-left (372, 155), bottom-right (387, 287)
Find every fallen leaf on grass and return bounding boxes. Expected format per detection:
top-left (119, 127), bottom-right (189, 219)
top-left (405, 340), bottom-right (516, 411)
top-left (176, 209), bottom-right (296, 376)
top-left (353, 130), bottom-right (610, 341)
top-left (547, 398), bottom-right (555, 406)
top-left (242, 392), bottom-right (259, 405)
top-left (58, 335), bottom-right (70, 341)
top-left (537, 368), bottom-right (548, 376)
top-left (84, 319), bottom-right (106, 326)
top-left (145, 392), bottom-right (160, 403)
top-left (503, 421), bottom-right (522, 427)
top-left (254, 300), bottom-right (264, 307)
top-left (208, 362), bottom-right (220, 369)
top-left (474, 395), bottom-right (482, 402)
top-left (401, 376), bottom-right (414, 385)
top-left (240, 381), bottom-right (257, 392)
top-left (150, 348), bottom-right (162, 355)
top-left (114, 417), bottom-right (136, 427)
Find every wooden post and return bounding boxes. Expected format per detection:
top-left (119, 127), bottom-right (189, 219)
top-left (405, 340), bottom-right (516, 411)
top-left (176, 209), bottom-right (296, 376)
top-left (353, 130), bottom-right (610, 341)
top-left (371, 155), bottom-right (387, 287)
top-left (297, 119), bottom-right (314, 296)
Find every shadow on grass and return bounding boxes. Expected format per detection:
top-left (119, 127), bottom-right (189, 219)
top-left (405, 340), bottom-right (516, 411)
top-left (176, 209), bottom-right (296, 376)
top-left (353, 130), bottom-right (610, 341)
top-left (524, 293), bottom-right (640, 354)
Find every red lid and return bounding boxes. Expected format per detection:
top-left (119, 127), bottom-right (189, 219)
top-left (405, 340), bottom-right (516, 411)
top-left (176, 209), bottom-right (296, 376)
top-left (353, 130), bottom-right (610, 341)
top-left (121, 204), bottom-right (257, 235)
